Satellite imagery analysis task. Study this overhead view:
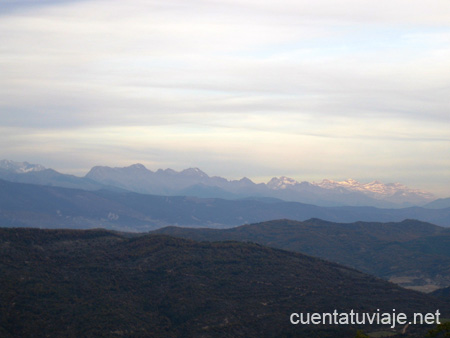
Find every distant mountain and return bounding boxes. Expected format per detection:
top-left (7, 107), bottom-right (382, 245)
top-left (0, 228), bottom-right (447, 337)
top-left (0, 160), bottom-right (119, 191)
top-left (85, 164), bottom-right (227, 195)
top-left (425, 198), bottom-right (450, 209)
top-left (85, 164), bottom-right (264, 198)
top-left (86, 163), bottom-right (436, 208)
top-left (0, 160), bottom-right (438, 207)
top-left (315, 178), bottom-right (435, 206)
top-left (0, 179), bottom-right (449, 231)
top-left (0, 159), bottom-right (46, 173)
top-left (154, 219), bottom-right (450, 291)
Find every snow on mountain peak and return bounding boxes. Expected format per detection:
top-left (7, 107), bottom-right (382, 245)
top-left (314, 178), bottom-right (434, 201)
top-left (267, 176), bottom-right (299, 190)
top-left (0, 159), bottom-right (46, 173)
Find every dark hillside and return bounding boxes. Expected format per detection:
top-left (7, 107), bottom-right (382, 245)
top-left (431, 286), bottom-right (450, 300)
top-left (0, 228), bottom-right (447, 337)
top-left (154, 219), bottom-right (450, 291)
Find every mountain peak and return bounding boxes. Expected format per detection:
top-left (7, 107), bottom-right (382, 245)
top-left (267, 176), bottom-right (299, 190)
top-left (127, 163), bottom-right (147, 171)
top-left (0, 159), bottom-right (46, 173)
top-left (316, 178), bottom-right (370, 191)
top-left (314, 178), bottom-right (435, 203)
top-left (343, 178), bottom-right (359, 184)
top-left (239, 177), bottom-right (254, 184)
top-left (180, 167), bottom-right (208, 178)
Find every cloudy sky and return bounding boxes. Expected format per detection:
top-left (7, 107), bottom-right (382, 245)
top-left (1, 0), bottom-right (449, 195)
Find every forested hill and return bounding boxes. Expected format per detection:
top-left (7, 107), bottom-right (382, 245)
top-left (0, 227), bottom-right (447, 337)
top-left (154, 218), bottom-right (450, 291)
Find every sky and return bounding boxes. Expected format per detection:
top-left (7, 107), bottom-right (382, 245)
top-left (1, 0), bottom-right (449, 196)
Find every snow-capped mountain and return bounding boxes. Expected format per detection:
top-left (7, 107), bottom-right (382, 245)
top-left (0, 160), bottom-right (107, 191)
top-left (315, 178), bottom-right (423, 197)
top-left (264, 176), bottom-right (435, 206)
top-left (313, 178), bottom-right (435, 205)
top-left (86, 164), bottom-right (436, 207)
top-left (267, 176), bottom-right (301, 190)
top-left (0, 159), bottom-right (46, 173)
top-left (0, 159), bottom-right (438, 208)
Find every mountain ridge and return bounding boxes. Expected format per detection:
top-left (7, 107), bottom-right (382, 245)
top-left (1, 159), bottom-right (439, 208)
top-left (0, 159), bottom-right (46, 173)
top-left (86, 163), bottom-right (435, 207)
top-left (0, 179), bottom-right (449, 231)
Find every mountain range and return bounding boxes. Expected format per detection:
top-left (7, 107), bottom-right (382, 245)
top-left (1, 227), bottom-right (447, 337)
top-left (1, 179), bottom-right (449, 230)
top-left (0, 159), bottom-right (439, 208)
top-left (2, 160), bottom-right (450, 336)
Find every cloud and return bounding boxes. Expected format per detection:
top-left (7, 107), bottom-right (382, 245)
top-left (0, 0), bottom-right (449, 194)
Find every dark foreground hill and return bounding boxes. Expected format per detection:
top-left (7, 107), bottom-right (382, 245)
top-left (1, 179), bottom-right (449, 230)
top-left (431, 286), bottom-right (450, 300)
top-left (0, 228), bottom-right (447, 338)
top-left (154, 219), bottom-right (450, 291)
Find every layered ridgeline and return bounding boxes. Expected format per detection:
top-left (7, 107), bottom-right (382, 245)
top-left (1, 179), bottom-right (449, 230)
top-left (85, 164), bottom-right (434, 207)
top-left (154, 219), bottom-right (450, 292)
top-left (0, 228), bottom-right (447, 338)
top-left (0, 159), bottom-right (438, 208)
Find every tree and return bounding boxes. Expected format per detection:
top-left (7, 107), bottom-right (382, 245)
top-left (355, 330), bottom-right (370, 338)
top-left (427, 322), bottom-right (450, 337)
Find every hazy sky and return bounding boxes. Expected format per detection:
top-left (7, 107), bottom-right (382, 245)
top-left (1, 0), bottom-right (449, 195)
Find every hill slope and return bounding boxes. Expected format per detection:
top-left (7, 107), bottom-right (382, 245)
top-left (154, 219), bottom-right (450, 291)
top-left (431, 286), bottom-right (450, 298)
top-left (0, 228), bottom-right (447, 337)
